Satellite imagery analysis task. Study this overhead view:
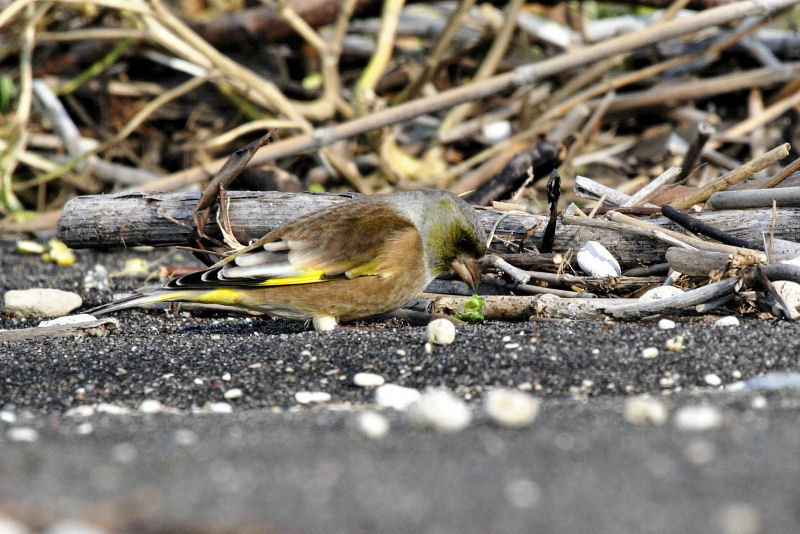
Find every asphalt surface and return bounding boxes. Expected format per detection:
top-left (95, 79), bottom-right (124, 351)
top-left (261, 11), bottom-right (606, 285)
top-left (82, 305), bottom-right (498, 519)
top-left (2, 240), bottom-right (800, 533)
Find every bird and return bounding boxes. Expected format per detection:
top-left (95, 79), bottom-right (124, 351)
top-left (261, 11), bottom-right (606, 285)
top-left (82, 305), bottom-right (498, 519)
top-left (88, 189), bottom-right (487, 330)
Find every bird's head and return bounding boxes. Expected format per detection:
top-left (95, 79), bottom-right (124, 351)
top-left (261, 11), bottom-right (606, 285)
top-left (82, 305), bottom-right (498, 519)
top-left (408, 190), bottom-right (487, 291)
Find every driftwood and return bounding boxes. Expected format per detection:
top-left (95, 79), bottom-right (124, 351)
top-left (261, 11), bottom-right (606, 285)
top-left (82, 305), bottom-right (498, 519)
top-left (0, 318), bottom-right (119, 343)
top-left (58, 191), bottom-right (800, 268)
top-left (706, 186), bottom-right (800, 210)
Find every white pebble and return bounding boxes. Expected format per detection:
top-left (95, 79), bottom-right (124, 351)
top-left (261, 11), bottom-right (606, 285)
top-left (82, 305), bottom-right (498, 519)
top-left (3, 288), bottom-right (82, 318)
top-left (0, 515), bottom-right (29, 534)
top-left (38, 314), bottom-right (97, 328)
top-left (294, 391), bottom-right (331, 404)
top-left (771, 280), bottom-right (800, 319)
top-left (0, 411), bottom-right (17, 423)
top-left (427, 318), bottom-right (456, 345)
top-left (641, 347), bottom-right (659, 359)
top-left (639, 286), bottom-right (684, 302)
top-left (481, 120), bottom-right (512, 143)
top-left (223, 388), bottom-right (243, 400)
top-left (658, 318), bottom-right (676, 330)
top-left (353, 372), bottom-right (385, 388)
top-left (504, 343), bottom-right (520, 350)
top-left (409, 389), bottom-right (472, 433)
top-left (673, 404), bottom-right (723, 431)
top-left (44, 519), bottom-right (109, 534)
top-left (312, 316), bottom-right (337, 331)
top-left (665, 335), bottom-right (685, 351)
top-left (7, 427), bottom-right (38, 442)
top-left (750, 395), bottom-right (767, 409)
top-left (75, 422), bottom-right (93, 435)
top-left (201, 401), bottom-right (233, 414)
top-left (221, 372), bottom-right (231, 381)
top-left (623, 395), bottom-right (668, 425)
top-left (356, 410), bottom-right (390, 439)
top-left (484, 388), bottom-right (540, 428)
top-left (715, 502), bottom-right (762, 534)
top-left (173, 429), bottom-right (199, 446)
top-left (138, 399), bottom-right (165, 414)
top-left (576, 241), bottom-right (621, 277)
top-left (96, 403), bottom-right (131, 415)
top-left (375, 384), bottom-right (421, 411)
top-left (704, 373), bottom-right (722, 387)
top-left (504, 479), bottom-right (542, 509)
top-left (714, 316), bottom-right (740, 327)
top-left (64, 405), bottom-right (95, 418)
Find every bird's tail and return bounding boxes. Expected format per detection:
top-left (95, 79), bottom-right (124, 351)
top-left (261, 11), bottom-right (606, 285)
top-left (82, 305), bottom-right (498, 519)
top-left (85, 289), bottom-right (193, 316)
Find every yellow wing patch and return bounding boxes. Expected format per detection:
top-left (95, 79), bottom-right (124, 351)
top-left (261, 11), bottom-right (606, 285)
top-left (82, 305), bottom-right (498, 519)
top-left (256, 269), bottom-right (327, 287)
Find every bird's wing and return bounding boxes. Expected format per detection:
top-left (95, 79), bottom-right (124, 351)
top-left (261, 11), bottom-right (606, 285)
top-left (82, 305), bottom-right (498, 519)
top-left (168, 199), bottom-right (417, 289)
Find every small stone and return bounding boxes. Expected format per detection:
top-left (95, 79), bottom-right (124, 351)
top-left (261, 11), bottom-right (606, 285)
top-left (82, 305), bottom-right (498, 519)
top-left (201, 401), bottom-right (233, 414)
top-left (7, 427), bottom-right (38, 442)
top-left (576, 241), bottom-right (621, 277)
top-left (375, 384), bottom-right (421, 411)
top-left (704, 373), bottom-right (722, 387)
top-left (427, 318), bottom-right (456, 345)
top-left (44, 519), bottom-right (109, 534)
top-left (750, 395), bottom-right (767, 409)
top-left (38, 314), bottom-right (97, 328)
top-left (174, 429), bottom-right (198, 446)
top-left (481, 120), bottom-right (512, 143)
top-left (75, 422), bottom-right (93, 435)
top-left (0, 514), bottom-right (30, 534)
top-left (659, 377), bottom-right (675, 388)
top-left (504, 342), bottom-right (520, 350)
top-left (138, 399), bottom-right (165, 414)
top-left (673, 404), bottom-right (723, 431)
top-left (658, 318), bottom-right (676, 330)
top-left (223, 388), bottom-right (243, 400)
top-left (353, 372), bottom-right (385, 388)
top-left (408, 389), bottom-right (472, 433)
top-left (356, 410), bottom-right (390, 439)
top-left (312, 316), bottom-right (337, 331)
top-left (665, 335), bottom-right (685, 351)
top-left (715, 502), bottom-right (762, 534)
top-left (3, 288), bottom-right (82, 318)
top-left (64, 405), bottom-right (95, 418)
top-left (641, 347), bottom-right (659, 359)
top-left (96, 403), bottom-right (131, 415)
top-left (639, 286), bottom-right (684, 302)
top-left (714, 316), bottom-right (740, 327)
top-left (0, 411), bottom-right (17, 423)
top-left (221, 372), bottom-right (231, 381)
top-left (484, 388), bottom-right (540, 428)
top-left (623, 395), bottom-right (669, 425)
top-left (294, 391), bottom-right (331, 404)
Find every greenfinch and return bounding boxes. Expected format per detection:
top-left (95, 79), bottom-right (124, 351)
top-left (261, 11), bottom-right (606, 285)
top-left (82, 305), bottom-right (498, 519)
top-left (90, 189), bottom-right (487, 330)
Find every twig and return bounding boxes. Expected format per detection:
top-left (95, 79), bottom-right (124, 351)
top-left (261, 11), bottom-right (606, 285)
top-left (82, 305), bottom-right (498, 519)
top-left (354, 0), bottom-right (405, 109)
top-left (438, 0), bottom-right (525, 131)
top-left (603, 277), bottom-right (740, 319)
top-left (660, 205), bottom-right (760, 250)
top-left (623, 166), bottom-right (682, 207)
top-left (676, 122), bottom-right (715, 182)
top-left (134, 0), bottom-right (796, 192)
top-left (669, 143), bottom-right (791, 209)
top-left (395, 0), bottom-right (477, 103)
top-left (706, 186), bottom-right (800, 210)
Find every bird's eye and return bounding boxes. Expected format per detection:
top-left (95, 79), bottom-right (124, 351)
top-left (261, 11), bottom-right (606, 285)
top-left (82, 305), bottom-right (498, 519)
top-left (458, 235), bottom-right (473, 251)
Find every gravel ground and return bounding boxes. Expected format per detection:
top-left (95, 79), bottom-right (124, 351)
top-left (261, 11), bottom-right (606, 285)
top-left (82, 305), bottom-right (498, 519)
top-left (2, 240), bottom-right (800, 533)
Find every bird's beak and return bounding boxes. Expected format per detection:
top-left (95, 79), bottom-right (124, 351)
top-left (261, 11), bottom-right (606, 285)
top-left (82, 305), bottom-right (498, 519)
top-left (451, 257), bottom-right (481, 292)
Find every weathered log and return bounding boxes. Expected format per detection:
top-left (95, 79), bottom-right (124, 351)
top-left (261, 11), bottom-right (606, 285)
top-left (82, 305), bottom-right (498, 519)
top-left (57, 191), bottom-right (800, 268)
top-left (706, 186), bottom-right (800, 210)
